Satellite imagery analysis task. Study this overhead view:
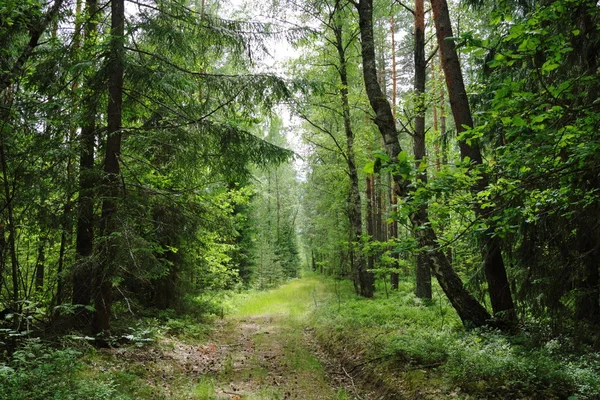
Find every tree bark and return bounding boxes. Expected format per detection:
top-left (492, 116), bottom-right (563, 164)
top-left (93, 0), bottom-right (125, 339)
top-left (73, 0), bottom-right (98, 315)
top-left (431, 0), bottom-right (516, 322)
top-left (356, 0), bottom-right (490, 327)
top-left (413, 0), bottom-right (432, 300)
top-left (332, 13), bottom-right (371, 297)
top-left (363, 175), bottom-right (376, 297)
top-left (0, 133), bottom-right (19, 306)
top-left (390, 15), bottom-right (400, 290)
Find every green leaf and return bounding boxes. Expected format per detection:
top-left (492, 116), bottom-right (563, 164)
top-left (512, 115), bottom-right (526, 127)
top-left (397, 151), bottom-right (408, 163)
top-left (363, 161), bottom-right (374, 174)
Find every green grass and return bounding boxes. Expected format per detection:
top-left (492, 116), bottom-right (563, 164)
top-left (309, 275), bottom-right (600, 399)
top-left (193, 377), bottom-right (216, 400)
top-left (231, 276), bottom-right (327, 318)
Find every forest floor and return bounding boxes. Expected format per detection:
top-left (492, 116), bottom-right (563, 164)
top-left (183, 278), bottom-right (367, 399)
top-left (90, 278), bottom-right (372, 399)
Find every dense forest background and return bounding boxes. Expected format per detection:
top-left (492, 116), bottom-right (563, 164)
top-left (1, 0), bottom-right (599, 397)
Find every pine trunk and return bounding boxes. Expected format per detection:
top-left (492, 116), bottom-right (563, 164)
top-left (431, 0), bottom-right (516, 321)
top-left (73, 0), bottom-right (98, 312)
top-left (413, 0), bottom-right (432, 300)
top-left (357, 0), bottom-right (490, 327)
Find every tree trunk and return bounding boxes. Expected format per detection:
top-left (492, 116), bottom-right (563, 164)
top-left (35, 237), bottom-right (46, 292)
top-left (73, 0), bottom-right (98, 315)
top-left (432, 53), bottom-right (441, 172)
top-left (413, 0), bottom-right (432, 300)
top-left (93, 0), bottom-right (125, 339)
top-left (0, 129), bottom-right (19, 306)
top-left (431, 0), bottom-right (516, 321)
top-left (356, 0), bottom-right (490, 327)
top-left (575, 208), bottom-right (600, 325)
top-left (333, 16), bottom-right (370, 297)
top-left (363, 175), bottom-right (376, 297)
top-left (390, 16), bottom-right (400, 290)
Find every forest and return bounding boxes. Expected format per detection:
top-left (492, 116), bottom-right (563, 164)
top-left (0, 0), bottom-right (599, 398)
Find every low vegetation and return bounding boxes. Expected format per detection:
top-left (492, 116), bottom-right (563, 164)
top-left (310, 277), bottom-right (600, 399)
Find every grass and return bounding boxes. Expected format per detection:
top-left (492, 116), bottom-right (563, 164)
top-left (309, 275), bottom-right (600, 399)
top-left (231, 276), bottom-right (326, 318)
top-left (8, 274), bottom-right (594, 399)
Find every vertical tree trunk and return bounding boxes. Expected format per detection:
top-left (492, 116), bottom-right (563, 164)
top-left (332, 14), bottom-right (370, 297)
top-left (0, 132), bottom-right (19, 306)
top-left (432, 54), bottom-right (441, 172)
top-left (431, 0), bottom-right (516, 321)
top-left (73, 0), bottom-right (98, 312)
top-left (575, 208), bottom-right (600, 325)
top-left (413, 0), bottom-right (432, 300)
top-left (390, 15), bottom-right (400, 290)
top-left (356, 0), bottom-right (490, 327)
top-left (35, 239), bottom-right (45, 292)
top-left (439, 53), bottom-right (448, 167)
top-left (0, 224), bottom-right (5, 286)
top-left (93, 0), bottom-right (125, 338)
top-left (363, 176), bottom-right (375, 297)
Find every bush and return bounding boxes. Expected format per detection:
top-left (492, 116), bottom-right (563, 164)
top-left (0, 339), bottom-right (129, 400)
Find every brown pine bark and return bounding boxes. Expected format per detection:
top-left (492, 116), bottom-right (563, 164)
top-left (92, 0), bottom-right (125, 338)
top-left (413, 0), bottom-right (432, 300)
top-left (356, 0), bottom-right (490, 327)
top-left (431, 0), bottom-right (516, 322)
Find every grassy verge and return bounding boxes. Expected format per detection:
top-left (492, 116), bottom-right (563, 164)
top-left (308, 275), bottom-right (600, 399)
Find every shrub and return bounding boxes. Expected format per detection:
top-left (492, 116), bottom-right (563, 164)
top-left (0, 339), bottom-right (129, 400)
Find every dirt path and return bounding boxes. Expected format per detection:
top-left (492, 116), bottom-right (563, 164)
top-left (195, 281), bottom-right (364, 400)
top-left (98, 278), bottom-right (370, 399)
top-left (177, 278), bottom-right (364, 399)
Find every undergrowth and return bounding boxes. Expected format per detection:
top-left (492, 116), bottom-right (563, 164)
top-left (0, 293), bottom-right (224, 400)
top-left (311, 276), bottom-right (600, 399)
top-left (0, 339), bottom-right (129, 400)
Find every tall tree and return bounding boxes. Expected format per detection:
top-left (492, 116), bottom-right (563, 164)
top-left (92, 0), bottom-right (125, 337)
top-left (431, 0), bottom-right (516, 321)
top-left (355, 0), bottom-right (490, 327)
top-left (332, 0), bottom-right (373, 297)
top-left (413, 0), bottom-right (431, 300)
top-left (73, 0), bottom-right (100, 314)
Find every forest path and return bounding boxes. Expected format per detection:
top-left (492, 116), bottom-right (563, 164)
top-left (196, 277), bottom-right (360, 399)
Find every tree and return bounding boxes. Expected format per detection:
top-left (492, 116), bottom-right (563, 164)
top-left (431, 0), bottom-right (516, 321)
top-left (355, 0), bottom-right (490, 327)
top-left (412, 0), bottom-right (432, 300)
top-left (73, 0), bottom-right (100, 315)
top-left (91, 0), bottom-right (125, 338)
top-left (331, 0), bottom-right (373, 297)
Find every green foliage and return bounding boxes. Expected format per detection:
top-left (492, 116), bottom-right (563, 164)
top-left (312, 276), bottom-right (600, 399)
top-left (0, 340), bottom-right (128, 400)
